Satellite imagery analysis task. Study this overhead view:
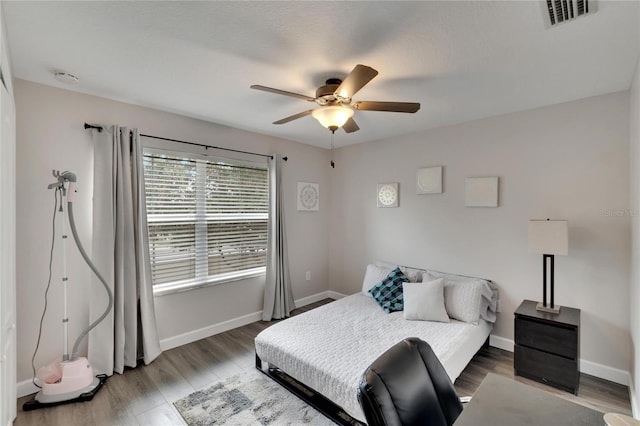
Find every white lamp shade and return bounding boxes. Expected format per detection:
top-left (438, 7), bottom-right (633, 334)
top-left (528, 219), bottom-right (568, 255)
top-left (311, 106), bottom-right (354, 129)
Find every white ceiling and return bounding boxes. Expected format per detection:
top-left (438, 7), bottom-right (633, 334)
top-left (3, 1), bottom-right (639, 148)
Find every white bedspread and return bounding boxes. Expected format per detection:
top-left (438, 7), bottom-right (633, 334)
top-left (254, 294), bottom-right (492, 422)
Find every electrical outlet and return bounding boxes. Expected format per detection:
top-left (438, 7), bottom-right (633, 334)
top-left (305, 271), bottom-right (311, 281)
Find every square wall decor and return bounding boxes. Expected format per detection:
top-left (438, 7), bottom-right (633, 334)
top-left (416, 166), bottom-right (443, 194)
top-left (297, 182), bottom-right (319, 211)
top-left (465, 177), bottom-right (499, 207)
top-left (377, 183), bottom-right (399, 208)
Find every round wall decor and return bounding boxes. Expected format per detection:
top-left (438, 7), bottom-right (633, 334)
top-left (297, 182), bottom-right (319, 211)
top-left (377, 183), bottom-right (399, 208)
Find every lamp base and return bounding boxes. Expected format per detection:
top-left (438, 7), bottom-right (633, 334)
top-left (536, 302), bottom-right (561, 314)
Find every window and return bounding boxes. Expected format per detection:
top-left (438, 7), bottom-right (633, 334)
top-left (143, 150), bottom-right (269, 295)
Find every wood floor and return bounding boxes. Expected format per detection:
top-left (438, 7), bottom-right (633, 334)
top-left (15, 299), bottom-right (632, 425)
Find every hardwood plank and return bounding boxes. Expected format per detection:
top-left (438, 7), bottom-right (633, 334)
top-left (104, 367), bottom-right (167, 416)
top-left (190, 338), bottom-right (244, 382)
top-left (136, 402), bottom-right (186, 426)
top-left (139, 353), bottom-right (195, 404)
top-left (14, 298), bottom-right (631, 425)
top-left (162, 345), bottom-right (222, 391)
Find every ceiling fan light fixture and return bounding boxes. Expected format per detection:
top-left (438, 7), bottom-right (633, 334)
top-left (312, 106), bottom-right (354, 130)
top-left (252, 64), bottom-right (419, 134)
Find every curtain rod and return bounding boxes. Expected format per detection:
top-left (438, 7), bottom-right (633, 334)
top-left (83, 123), bottom-right (287, 161)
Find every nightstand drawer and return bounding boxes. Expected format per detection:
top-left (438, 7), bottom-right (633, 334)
top-left (515, 345), bottom-right (579, 393)
top-left (515, 317), bottom-right (577, 359)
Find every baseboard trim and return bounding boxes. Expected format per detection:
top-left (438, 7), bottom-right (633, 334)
top-left (489, 334), bottom-right (514, 352)
top-left (295, 290), bottom-right (347, 306)
top-left (488, 334), bottom-right (630, 386)
top-left (20, 303), bottom-right (632, 396)
top-left (159, 290), bottom-right (341, 352)
top-left (160, 310), bottom-right (263, 351)
top-left (581, 359), bottom-right (630, 386)
top-left (17, 379), bottom-right (38, 399)
top-left (629, 376), bottom-right (639, 418)
top-left (327, 290), bottom-right (347, 300)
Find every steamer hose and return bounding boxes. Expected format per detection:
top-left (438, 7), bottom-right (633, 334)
top-left (67, 201), bottom-right (113, 361)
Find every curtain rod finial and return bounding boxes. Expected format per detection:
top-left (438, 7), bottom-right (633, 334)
top-left (84, 123), bottom-right (103, 132)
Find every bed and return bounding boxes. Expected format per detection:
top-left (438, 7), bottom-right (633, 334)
top-left (255, 266), bottom-right (498, 425)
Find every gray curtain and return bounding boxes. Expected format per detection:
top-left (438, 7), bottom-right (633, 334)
top-left (262, 155), bottom-right (295, 321)
top-left (88, 125), bottom-right (161, 374)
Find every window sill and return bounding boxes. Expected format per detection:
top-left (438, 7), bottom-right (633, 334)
top-left (152, 267), bottom-right (266, 297)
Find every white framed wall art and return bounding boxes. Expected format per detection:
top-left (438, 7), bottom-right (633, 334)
top-left (377, 182), bottom-right (399, 208)
top-left (416, 166), bottom-right (443, 194)
top-left (297, 182), bottom-right (319, 211)
top-left (465, 177), bottom-right (499, 207)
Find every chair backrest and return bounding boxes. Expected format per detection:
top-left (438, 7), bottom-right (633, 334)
top-left (357, 338), bottom-right (463, 426)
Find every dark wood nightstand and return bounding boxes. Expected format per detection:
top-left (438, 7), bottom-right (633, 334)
top-left (514, 299), bottom-right (580, 394)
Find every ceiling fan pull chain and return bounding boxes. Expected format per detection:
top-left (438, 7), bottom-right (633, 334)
top-left (330, 132), bottom-right (335, 168)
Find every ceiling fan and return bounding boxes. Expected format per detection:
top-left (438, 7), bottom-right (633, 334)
top-left (250, 64), bottom-right (420, 134)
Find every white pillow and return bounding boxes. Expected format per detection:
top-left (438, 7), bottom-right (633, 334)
top-left (425, 270), bottom-right (494, 324)
top-left (362, 264), bottom-right (393, 296)
top-left (375, 261), bottom-right (424, 282)
top-left (403, 278), bottom-right (450, 322)
top-left (402, 267), bottom-right (425, 283)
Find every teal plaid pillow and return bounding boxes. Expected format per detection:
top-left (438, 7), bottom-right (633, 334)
top-left (368, 267), bottom-right (408, 313)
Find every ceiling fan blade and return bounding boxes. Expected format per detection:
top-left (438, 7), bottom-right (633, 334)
top-left (335, 64), bottom-right (378, 98)
top-left (273, 109), bottom-right (314, 124)
top-left (353, 101), bottom-right (420, 113)
top-left (342, 117), bottom-right (360, 133)
top-left (250, 85), bottom-right (315, 102)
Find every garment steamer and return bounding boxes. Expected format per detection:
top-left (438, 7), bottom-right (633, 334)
top-left (23, 171), bottom-right (114, 411)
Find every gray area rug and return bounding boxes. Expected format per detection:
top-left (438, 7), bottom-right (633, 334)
top-left (173, 370), bottom-right (336, 425)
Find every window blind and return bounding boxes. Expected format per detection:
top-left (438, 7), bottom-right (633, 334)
top-left (143, 152), bottom-right (268, 294)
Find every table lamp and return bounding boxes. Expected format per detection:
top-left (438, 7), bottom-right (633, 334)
top-left (528, 219), bottom-right (568, 314)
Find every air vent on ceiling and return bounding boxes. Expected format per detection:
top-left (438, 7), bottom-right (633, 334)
top-left (544, 0), bottom-right (597, 27)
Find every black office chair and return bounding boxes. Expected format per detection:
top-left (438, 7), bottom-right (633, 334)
top-left (357, 338), bottom-right (463, 426)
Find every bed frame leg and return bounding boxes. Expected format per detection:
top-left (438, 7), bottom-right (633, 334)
top-left (255, 353), bottom-right (262, 370)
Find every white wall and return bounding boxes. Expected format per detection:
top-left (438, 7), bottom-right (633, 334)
top-left (14, 77), bottom-right (634, 391)
top-left (330, 92), bottom-right (632, 379)
top-left (629, 33), bottom-right (640, 414)
top-left (14, 79), bottom-right (331, 385)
